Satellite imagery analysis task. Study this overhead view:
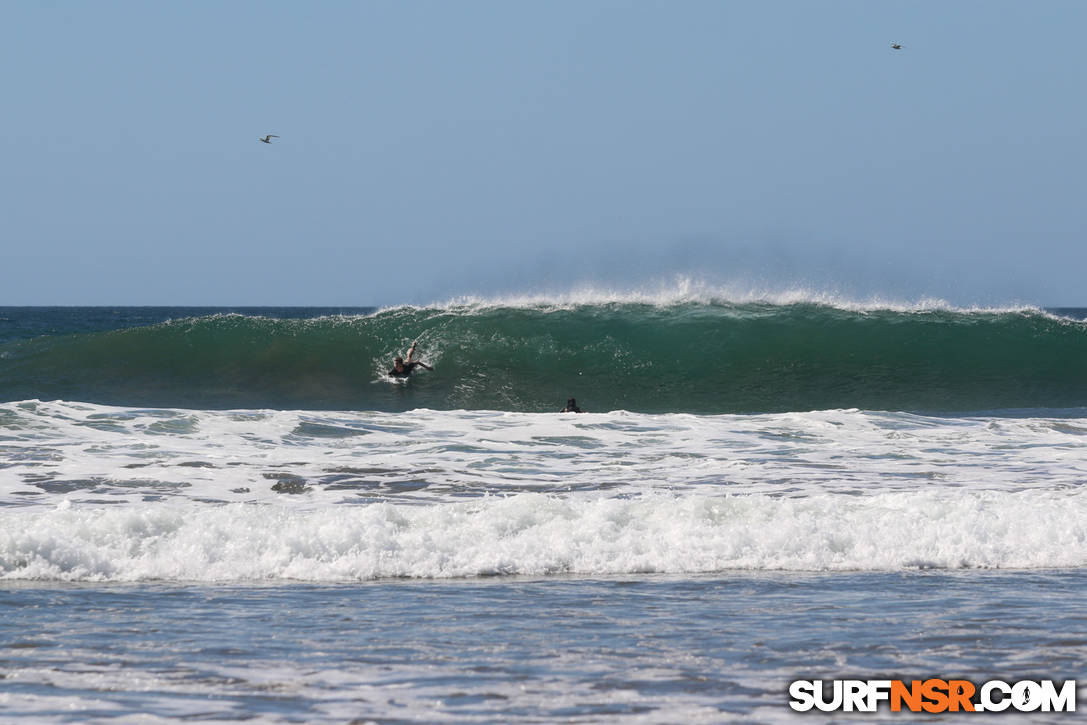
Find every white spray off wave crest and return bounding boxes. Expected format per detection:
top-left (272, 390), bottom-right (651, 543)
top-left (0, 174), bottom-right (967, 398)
top-left (376, 276), bottom-right (1050, 315)
top-left (3, 490), bottom-right (1086, 581)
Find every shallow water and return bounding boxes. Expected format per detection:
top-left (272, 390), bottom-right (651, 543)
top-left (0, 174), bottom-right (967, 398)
top-left (2, 571), bottom-right (1084, 723)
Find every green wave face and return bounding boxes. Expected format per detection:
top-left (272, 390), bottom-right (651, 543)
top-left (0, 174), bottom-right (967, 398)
top-left (3, 302), bottom-right (1087, 413)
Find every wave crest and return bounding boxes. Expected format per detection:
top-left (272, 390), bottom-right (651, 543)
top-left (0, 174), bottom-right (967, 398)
top-left (402, 278), bottom-right (1045, 315)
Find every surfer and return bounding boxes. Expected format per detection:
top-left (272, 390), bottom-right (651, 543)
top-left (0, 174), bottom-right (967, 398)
top-left (388, 341), bottom-right (433, 378)
top-left (560, 398), bottom-right (582, 413)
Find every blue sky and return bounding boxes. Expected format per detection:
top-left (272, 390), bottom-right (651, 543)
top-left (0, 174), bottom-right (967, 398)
top-left (3, 1), bottom-right (1085, 306)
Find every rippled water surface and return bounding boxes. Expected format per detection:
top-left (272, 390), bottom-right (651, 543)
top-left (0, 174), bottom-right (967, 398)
top-left (3, 571), bottom-right (1085, 723)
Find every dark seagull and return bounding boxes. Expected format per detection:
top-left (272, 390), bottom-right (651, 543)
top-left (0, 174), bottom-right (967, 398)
top-left (259, 134), bottom-right (280, 144)
top-left (891, 42), bottom-right (903, 50)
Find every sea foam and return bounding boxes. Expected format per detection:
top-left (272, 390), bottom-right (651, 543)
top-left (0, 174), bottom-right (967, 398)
top-left (3, 490), bottom-right (1085, 582)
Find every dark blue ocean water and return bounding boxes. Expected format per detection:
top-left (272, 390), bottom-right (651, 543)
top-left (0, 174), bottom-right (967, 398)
top-left (0, 306), bottom-right (375, 344)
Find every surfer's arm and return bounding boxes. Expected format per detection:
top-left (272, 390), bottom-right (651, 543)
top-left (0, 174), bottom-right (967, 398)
top-left (416, 362), bottom-right (433, 371)
top-left (405, 342), bottom-right (418, 362)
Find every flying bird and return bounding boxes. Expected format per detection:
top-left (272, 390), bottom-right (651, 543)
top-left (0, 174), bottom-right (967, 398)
top-left (259, 134), bottom-right (279, 144)
top-left (891, 43), bottom-right (903, 50)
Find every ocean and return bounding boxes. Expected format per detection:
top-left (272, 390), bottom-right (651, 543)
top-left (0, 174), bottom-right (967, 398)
top-left (1, 294), bottom-right (1085, 723)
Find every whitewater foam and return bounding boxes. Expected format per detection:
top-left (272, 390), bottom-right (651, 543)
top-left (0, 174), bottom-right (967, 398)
top-left (3, 489), bottom-right (1085, 582)
top-left (3, 402), bottom-right (1087, 580)
top-left (5, 402), bottom-right (1087, 511)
